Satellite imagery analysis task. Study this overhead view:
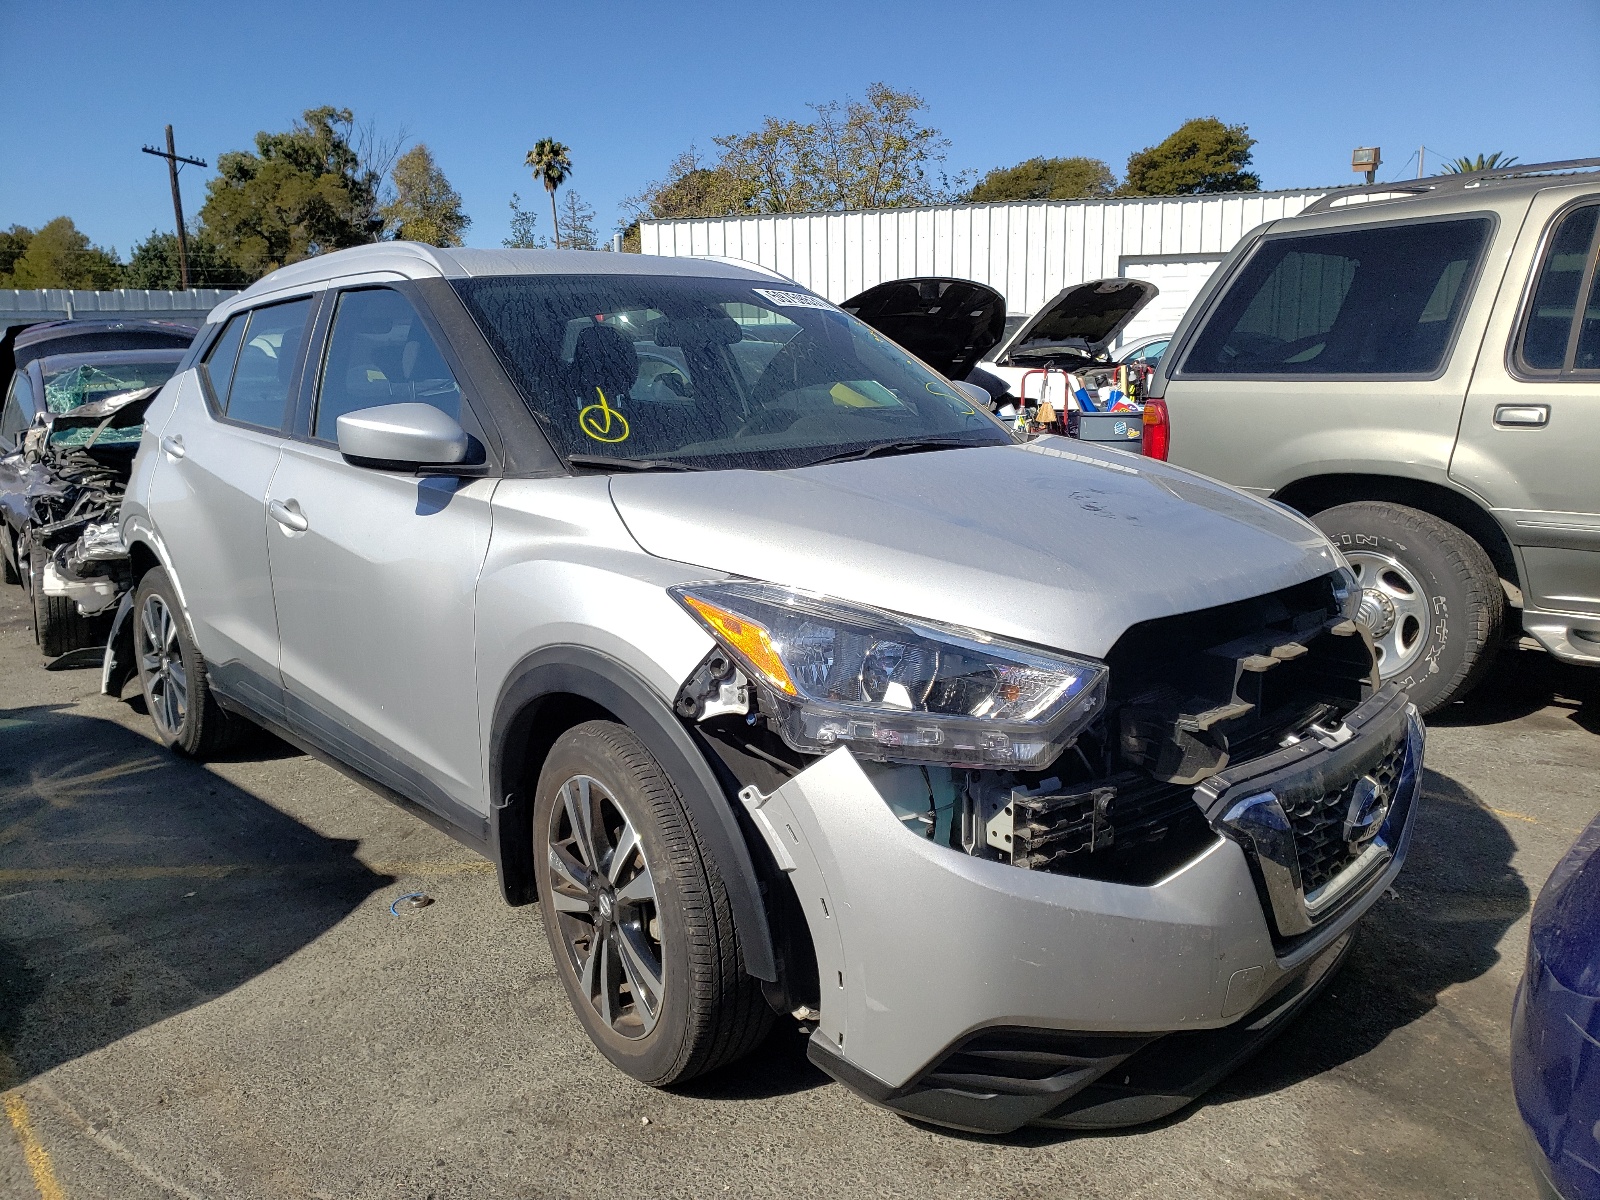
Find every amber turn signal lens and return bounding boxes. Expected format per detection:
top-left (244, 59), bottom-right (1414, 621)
top-left (681, 595), bottom-right (797, 695)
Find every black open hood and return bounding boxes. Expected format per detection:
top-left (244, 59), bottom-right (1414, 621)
top-left (995, 278), bottom-right (1158, 367)
top-left (841, 277), bottom-right (1007, 380)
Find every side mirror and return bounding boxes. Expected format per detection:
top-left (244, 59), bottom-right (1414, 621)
top-left (950, 380), bottom-right (991, 407)
top-left (336, 403), bottom-right (468, 467)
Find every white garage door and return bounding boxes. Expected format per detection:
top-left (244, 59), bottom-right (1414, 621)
top-left (1116, 255), bottom-right (1226, 347)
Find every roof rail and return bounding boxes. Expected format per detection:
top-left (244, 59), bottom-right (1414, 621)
top-left (1301, 156), bottom-right (1600, 214)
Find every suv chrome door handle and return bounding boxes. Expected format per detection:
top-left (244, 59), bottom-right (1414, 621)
top-left (1494, 404), bottom-right (1549, 428)
top-left (268, 498), bottom-right (309, 533)
top-left (160, 434), bottom-right (185, 458)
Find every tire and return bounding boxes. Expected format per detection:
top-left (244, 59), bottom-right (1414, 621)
top-left (29, 549), bottom-right (110, 659)
top-left (132, 567), bottom-right (242, 756)
top-left (1313, 501), bottom-right (1504, 714)
top-left (533, 720), bottom-right (773, 1086)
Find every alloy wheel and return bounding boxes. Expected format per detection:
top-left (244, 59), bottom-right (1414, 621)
top-left (1347, 550), bottom-right (1432, 677)
top-left (140, 593), bottom-right (188, 739)
top-left (545, 774), bottom-right (664, 1039)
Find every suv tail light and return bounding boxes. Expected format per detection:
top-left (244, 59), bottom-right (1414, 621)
top-left (1141, 398), bottom-right (1170, 461)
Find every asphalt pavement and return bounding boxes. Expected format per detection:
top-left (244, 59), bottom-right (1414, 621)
top-left (2, 577), bottom-right (1596, 1200)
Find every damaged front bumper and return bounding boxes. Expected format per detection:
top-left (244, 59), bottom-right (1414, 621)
top-left (738, 683), bottom-right (1423, 1134)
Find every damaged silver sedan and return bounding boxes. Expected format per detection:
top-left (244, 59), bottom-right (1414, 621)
top-left (114, 243), bottom-right (1423, 1135)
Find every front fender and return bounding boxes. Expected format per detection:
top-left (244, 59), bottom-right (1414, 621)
top-left (489, 643), bottom-right (778, 983)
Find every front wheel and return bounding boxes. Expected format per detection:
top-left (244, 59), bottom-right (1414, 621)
top-left (532, 720), bottom-right (772, 1086)
top-left (1313, 501), bottom-right (1504, 714)
top-left (132, 567), bottom-right (243, 756)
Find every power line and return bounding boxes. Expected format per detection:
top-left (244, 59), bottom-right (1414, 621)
top-left (140, 126), bottom-right (207, 290)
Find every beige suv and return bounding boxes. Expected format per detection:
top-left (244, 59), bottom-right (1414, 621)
top-left (1151, 159), bottom-right (1600, 712)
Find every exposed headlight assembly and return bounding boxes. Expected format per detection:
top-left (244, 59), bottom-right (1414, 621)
top-left (670, 581), bottom-right (1107, 769)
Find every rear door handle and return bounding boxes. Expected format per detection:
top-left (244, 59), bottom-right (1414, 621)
top-left (160, 434), bottom-right (185, 458)
top-left (267, 498), bottom-right (309, 533)
top-left (1494, 404), bottom-right (1549, 428)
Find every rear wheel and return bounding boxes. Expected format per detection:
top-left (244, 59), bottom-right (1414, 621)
top-left (533, 720), bottom-right (772, 1086)
top-left (1313, 501), bottom-right (1503, 714)
top-left (132, 567), bottom-right (242, 756)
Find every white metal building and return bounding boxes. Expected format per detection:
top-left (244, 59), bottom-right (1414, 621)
top-left (640, 188), bottom-right (1329, 346)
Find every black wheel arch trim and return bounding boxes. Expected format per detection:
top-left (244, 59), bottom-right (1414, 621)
top-left (490, 644), bottom-right (778, 982)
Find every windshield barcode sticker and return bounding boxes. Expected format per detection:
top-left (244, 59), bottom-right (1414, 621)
top-left (753, 288), bottom-right (837, 310)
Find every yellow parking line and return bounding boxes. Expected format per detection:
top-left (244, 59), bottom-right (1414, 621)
top-left (4, 1092), bottom-right (66, 1200)
top-left (0, 860), bottom-right (495, 885)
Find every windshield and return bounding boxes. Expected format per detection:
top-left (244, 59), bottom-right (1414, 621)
top-left (454, 274), bottom-right (1014, 470)
top-left (41, 359), bottom-right (180, 447)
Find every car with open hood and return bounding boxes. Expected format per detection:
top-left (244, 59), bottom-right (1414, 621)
top-left (113, 242), bottom-right (1423, 1134)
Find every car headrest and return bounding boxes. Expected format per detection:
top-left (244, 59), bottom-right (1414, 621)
top-left (571, 325), bottom-right (639, 397)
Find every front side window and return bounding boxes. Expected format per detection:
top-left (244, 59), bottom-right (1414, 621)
top-left (1, 372), bottom-right (27, 441)
top-left (1518, 204), bottom-right (1600, 375)
top-left (1180, 217), bottom-right (1492, 377)
top-left (454, 275), bottom-right (1011, 471)
top-left (222, 299), bottom-right (313, 430)
top-left (315, 288), bottom-right (461, 441)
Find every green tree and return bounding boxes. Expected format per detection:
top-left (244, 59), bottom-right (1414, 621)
top-left (123, 228), bottom-right (251, 288)
top-left (504, 194), bottom-right (546, 248)
top-left (0, 224), bottom-right (34, 281)
top-left (1443, 152), bottom-right (1518, 174)
top-left (199, 105), bottom-right (384, 277)
top-left (965, 156), bottom-right (1116, 202)
top-left (381, 144), bottom-right (471, 246)
top-left (525, 138), bottom-right (573, 247)
top-left (557, 191), bottom-right (599, 250)
top-left (803, 83), bottom-right (955, 210)
top-left (6, 217), bottom-right (123, 288)
top-left (627, 83), bottom-right (958, 222)
top-left (1118, 117), bottom-right (1260, 196)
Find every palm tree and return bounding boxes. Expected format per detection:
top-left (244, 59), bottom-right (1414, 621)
top-left (1443, 152), bottom-right (1519, 175)
top-left (525, 138), bottom-right (573, 247)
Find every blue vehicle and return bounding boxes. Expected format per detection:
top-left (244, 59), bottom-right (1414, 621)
top-left (1513, 809), bottom-right (1600, 1199)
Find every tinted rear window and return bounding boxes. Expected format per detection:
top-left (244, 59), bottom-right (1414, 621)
top-left (1179, 217), bottom-right (1492, 377)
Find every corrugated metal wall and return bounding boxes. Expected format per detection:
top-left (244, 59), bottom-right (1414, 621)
top-left (641, 190), bottom-right (1327, 316)
top-left (0, 288), bottom-right (240, 331)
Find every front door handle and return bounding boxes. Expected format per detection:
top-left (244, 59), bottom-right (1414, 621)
top-left (160, 434), bottom-right (185, 458)
top-left (267, 498), bottom-right (309, 533)
top-left (1494, 404), bottom-right (1550, 428)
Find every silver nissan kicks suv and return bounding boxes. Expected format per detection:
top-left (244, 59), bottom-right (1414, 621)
top-left (109, 243), bottom-right (1423, 1134)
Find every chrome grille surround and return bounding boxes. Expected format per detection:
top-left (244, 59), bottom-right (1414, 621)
top-left (1205, 684), bottom-right (1424, 940)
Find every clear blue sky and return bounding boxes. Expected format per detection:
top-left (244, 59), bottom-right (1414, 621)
top-left (4, 0), bottom-right (1596, 257)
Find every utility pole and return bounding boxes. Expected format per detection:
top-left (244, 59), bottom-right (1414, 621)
top-left (1418, 145), bottom-right (1426, 179)
top-left (141, 126), bottom-right (207, 290)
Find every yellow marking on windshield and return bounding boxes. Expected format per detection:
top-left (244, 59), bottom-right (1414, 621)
top-left (829, 381), bottom-right (901, 408)
top-left (579, 387), bottom-right (630, 443)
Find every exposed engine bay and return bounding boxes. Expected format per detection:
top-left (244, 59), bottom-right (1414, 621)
top-left (0, 387), bottom-right (156, 639)
top-left (679, 572), bottom-right (1376, 889)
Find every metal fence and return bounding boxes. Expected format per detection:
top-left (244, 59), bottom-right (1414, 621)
top-left (0, 288), bottom-right (239, 331)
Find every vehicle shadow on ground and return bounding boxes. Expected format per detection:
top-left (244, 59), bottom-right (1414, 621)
top-left (1430, 644), bottom-right (1600, 733)
top-left (0, 704), bottom-right (392, 1089)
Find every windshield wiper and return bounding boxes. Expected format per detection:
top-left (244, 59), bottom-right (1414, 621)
top-left (565, 454), bottom-right (706, 473)
top-left (802, 438), bottom-right (989, 468)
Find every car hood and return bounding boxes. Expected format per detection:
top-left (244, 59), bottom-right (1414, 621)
top-left (608, 437), bottom-right (1341, 658)
top-left (994, 278), bottom-right (1158, 366)
top-left (840, 277), bottom-right (1008, 380)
